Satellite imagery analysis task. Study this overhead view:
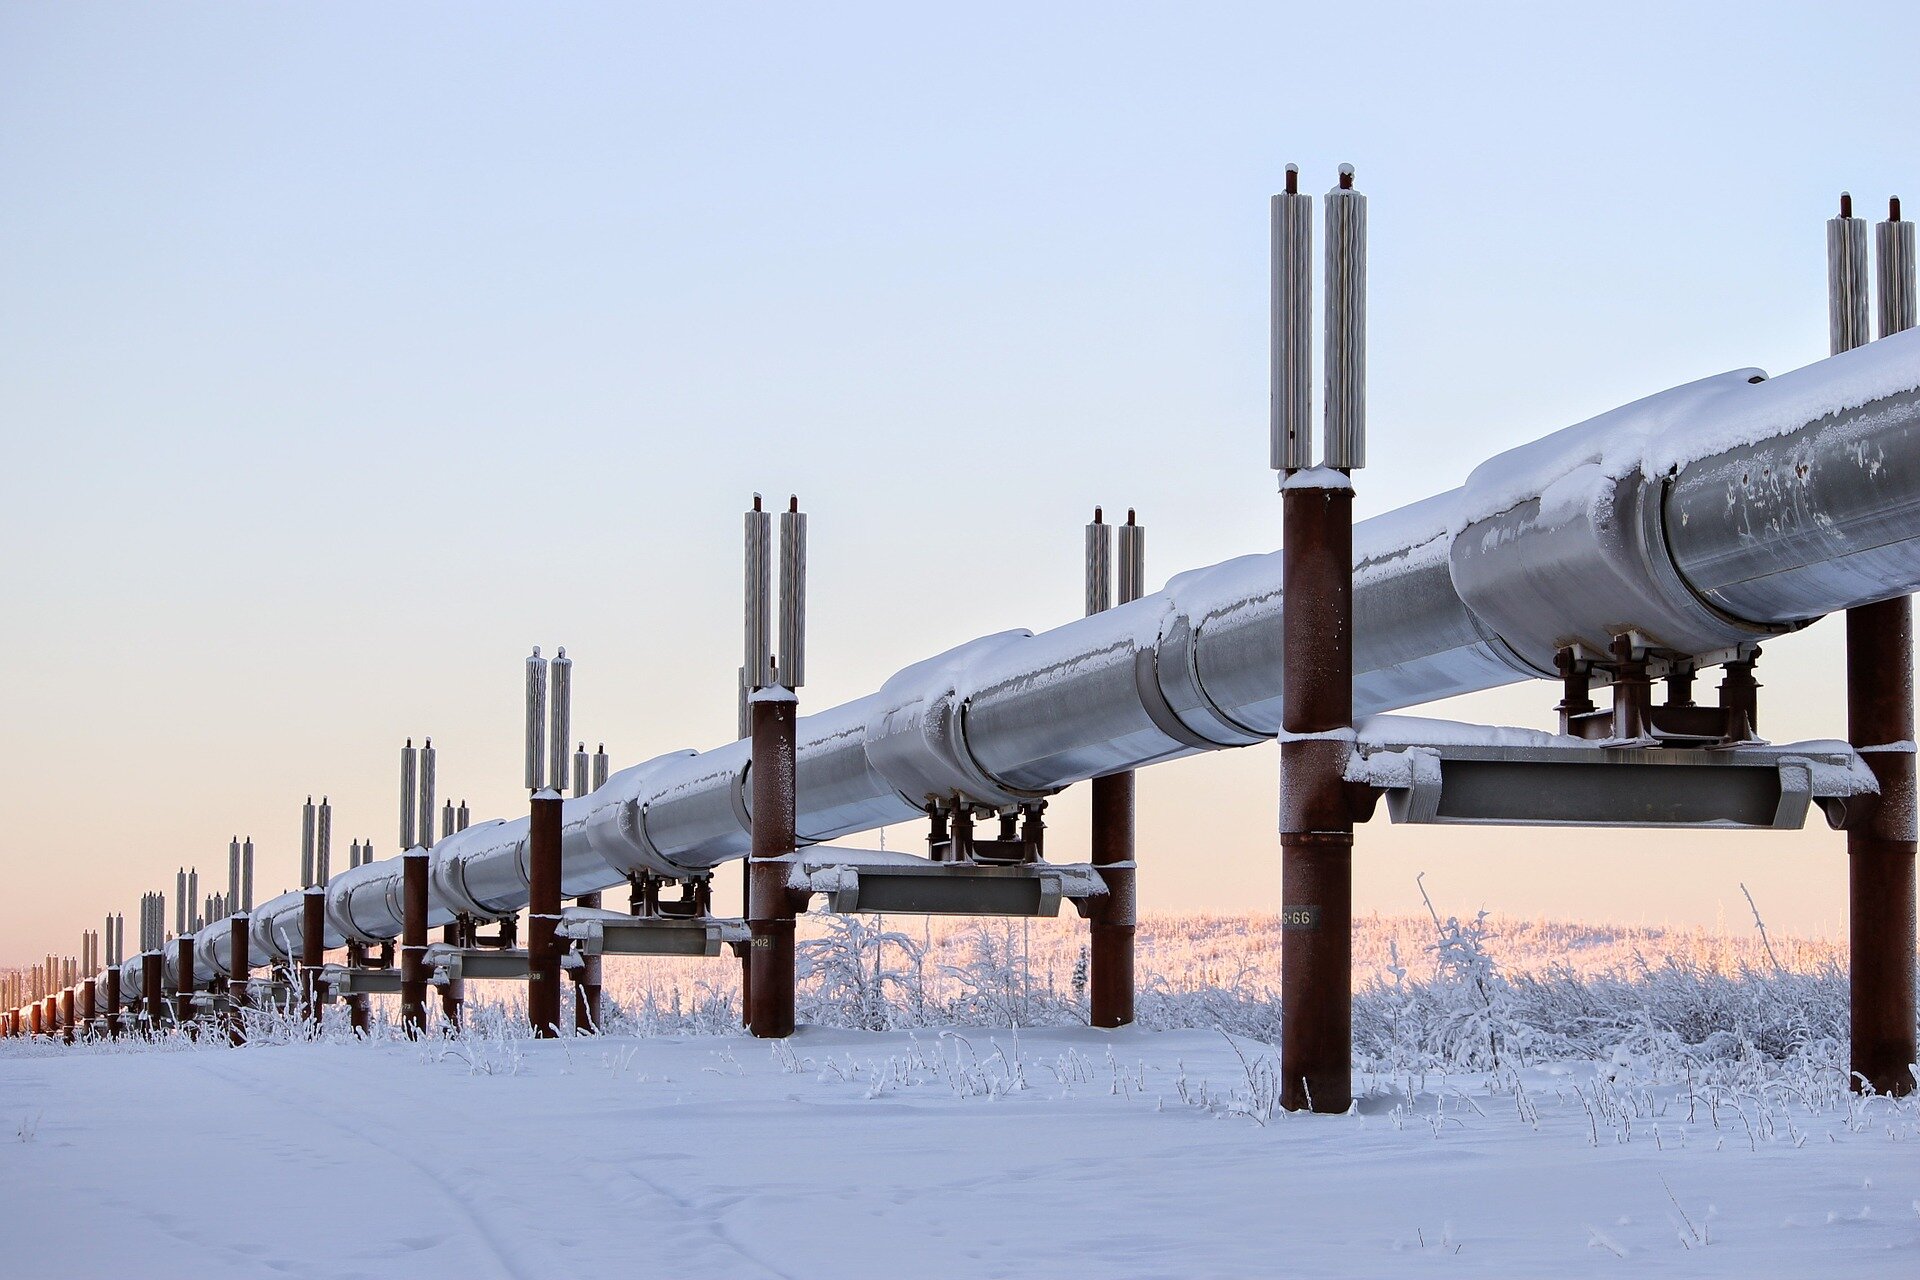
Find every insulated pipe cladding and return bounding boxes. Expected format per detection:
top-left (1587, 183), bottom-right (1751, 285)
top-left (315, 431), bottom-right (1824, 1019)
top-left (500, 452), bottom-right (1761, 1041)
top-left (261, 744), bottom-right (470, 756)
top-left (187, 327), bottom-right (1920, 982)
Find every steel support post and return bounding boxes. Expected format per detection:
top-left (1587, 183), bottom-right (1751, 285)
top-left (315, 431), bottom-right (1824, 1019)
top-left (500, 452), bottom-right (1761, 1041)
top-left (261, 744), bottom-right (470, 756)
top-left (79, 978), bottom-right (95, 1040)
top-left (105, 968), bottom-right (121, 1039)
top-left (142, 953), bottom-right (163, 1036)
top-left (228, 914), bottom-right (250, 1046)
top-left (748, 693), bottom-right (798, 1039)
top-left (61, 989), bottom-right (74, 1045)
top-left (1088, 771), bottom-right (1137, 1027)
top-left (174, 936), bottom-right (196, 1032)
top-left (400, 851), bottom-right (429, 1036)
top-left (439, 951), bottom-right (463, 1029)
top-left (1847, 595), bottom-right (1918, 1095)
top-left (301, 888), bottom-right (324, 1035)
top-left (573, 891), bottom-right (603, 1033)
top-left (1279, 478), bottom-right (1355, 1114)
top-left (346, 941), bottom-right (369, 1035)
top-left (527, 792), bottom-right (564, 1038)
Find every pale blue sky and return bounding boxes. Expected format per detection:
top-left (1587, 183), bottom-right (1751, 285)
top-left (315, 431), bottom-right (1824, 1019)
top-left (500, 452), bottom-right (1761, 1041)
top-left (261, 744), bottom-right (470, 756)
top-left (3, 3), bottom-right (1916, 959)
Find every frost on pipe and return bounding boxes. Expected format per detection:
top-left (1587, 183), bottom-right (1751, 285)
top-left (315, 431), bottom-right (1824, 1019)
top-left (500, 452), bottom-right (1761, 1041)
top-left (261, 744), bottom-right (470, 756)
top-left (229, 339), bottom-right (1920, 957)
top-left (1665, 331), bottom-right (1920, 623)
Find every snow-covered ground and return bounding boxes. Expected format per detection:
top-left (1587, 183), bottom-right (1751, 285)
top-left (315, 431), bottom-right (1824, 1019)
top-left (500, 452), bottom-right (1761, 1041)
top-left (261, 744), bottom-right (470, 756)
top-left (5, 1023), bottom-right (1918, 1279)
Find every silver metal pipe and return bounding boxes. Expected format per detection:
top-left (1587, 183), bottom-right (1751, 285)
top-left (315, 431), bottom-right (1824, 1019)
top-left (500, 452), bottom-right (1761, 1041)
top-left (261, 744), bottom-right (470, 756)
top-left (592, 745), bottom-right (608, 791)
top-left (1085, 510), bottom-right (1112, 616)
top-left (1881, 197), bottom-right (1916, 340)
top-left (400, 739), bottom-right (419, 848)
top-left (228, 838), bottom-right (240, 912)
top-left (175, 870), bottom-right (185, 936)
top-left (745, 498), bottom-right (774, 689)
top-left (524, 649), bottom-right (548, 791)
top-left (242, 839), bottom-right (253, 910)
top-left (316, 796), bottom-right (332, 887)
top-left (548, 652), bottom-right (571, 794)
top-left (1117, 511), bottom-right (1145, 606)
top-left (1323, 163), bottom-right (1366, 469)
top-left (418, 739), bottom-right (437, 850)
top-left (572, 745), bottom-right (588, 798)
top-left (1272, 163), bottom-right (1314, 471)
top-left (780, 499), bottom-right (807, 688)
top-left (231, 334), bottom-right (1920, 962)
top-left (188, 869), bottom-right (198, 930)
top-left (301, 797), bottom-right (316, 889)
top-left (1831, 192), bottom-right (1871, 355)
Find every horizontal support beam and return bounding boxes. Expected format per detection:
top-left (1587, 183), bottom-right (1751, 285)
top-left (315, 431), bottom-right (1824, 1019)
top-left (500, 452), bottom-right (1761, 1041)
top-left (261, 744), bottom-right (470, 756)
top-left (557, 910), bottom-right (748, 957)
top-left (1350, 735), bottom-right (1875, 829)
top-left (787, 852), bottom-right (1107, 917)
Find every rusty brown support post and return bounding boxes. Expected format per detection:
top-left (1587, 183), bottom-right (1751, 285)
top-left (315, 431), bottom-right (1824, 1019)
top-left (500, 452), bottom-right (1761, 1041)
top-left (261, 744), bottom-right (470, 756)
top-left (438, 930), bottom-right (463, 1027)
top-left (1279, 473), bottom-right (1356, 1114)
top-left (748, 691), bottom-right (798, 1038)
top-left (228, 913), bottom-right (250, 1046)
top-left (142, 952), bottom-right (162, 1037)
top-left (400, 850), bottom-right (429, 1036)
top-left (740, 860), bottom-right (752, 1025)
top-left (29, 1001), bottom-right (41, 1037)
top-left (574, 890), bottom-right (603, 1033)
top-left (61, 988), bottom-right (74, 1045)
top-left (346, 941), bottom-right (369, 1035)
top-left (301, 887), bottom-right (324, 1035)
top-left (1847, 596), bottom-right (1918, 1095)
top-left (105, 967), bottom-right (121, 1038)
top-left (527, 790), bottom-right (564, 1038)
top-left (1089, 773), bottom-right (1136, 1028)
top-left (174, 935), bottom-right (196, 1032)
top-left (79, 976), bottom-right (95, 1040)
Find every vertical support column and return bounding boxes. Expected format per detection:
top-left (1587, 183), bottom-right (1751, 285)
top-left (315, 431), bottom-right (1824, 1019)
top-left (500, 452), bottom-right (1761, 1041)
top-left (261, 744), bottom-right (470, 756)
top-left (105, 967), bottom-right (121, 1039)
top-left (573, 891), bottom-right (603, 1033)
top-left (747, 496), bottom-right (805, 1039)
top-left (228, 913), bottom-right (250, 1046)
top-left (61, 987), bottom-right (75, 1046)
top-left (1278, 162), bottom-right (1363, 1115)
top-left (142, 952), bottom-right (163, 1037)
top-left (747, 690), bottom-right (798, 1038)
top-left (1846, 193), bottom-right (1918, 1096)
top-left (1087, 508), bottom-right (1141, 1028)
top-left (174, 936), bottom-right (196, 1032)
top-left (346, 941), bottom-right (369, 1035)
top-left (527, 790), bottom-right (563, 1037)
top-left (400, 850), bottom-right (429, 1036)
top-left (301, 887), bottom-right (324, 1035)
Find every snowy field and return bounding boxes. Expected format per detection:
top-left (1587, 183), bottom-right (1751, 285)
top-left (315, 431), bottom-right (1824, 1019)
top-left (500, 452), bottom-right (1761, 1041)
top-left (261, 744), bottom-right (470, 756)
top-left (5, 912), bottom-right (1918, 1277)
top-left (4, 1025), bottom-right (1919, 1278)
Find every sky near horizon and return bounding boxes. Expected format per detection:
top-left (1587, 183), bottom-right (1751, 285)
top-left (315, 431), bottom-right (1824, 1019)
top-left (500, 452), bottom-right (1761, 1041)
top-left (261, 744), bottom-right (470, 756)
top-left (2, 3), bottom-right (1917, 963)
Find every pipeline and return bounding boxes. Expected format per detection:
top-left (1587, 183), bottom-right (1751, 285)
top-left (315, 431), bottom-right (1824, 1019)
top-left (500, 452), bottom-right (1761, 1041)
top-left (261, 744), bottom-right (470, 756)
top-left (150, 327), bottom-right (1920, 990)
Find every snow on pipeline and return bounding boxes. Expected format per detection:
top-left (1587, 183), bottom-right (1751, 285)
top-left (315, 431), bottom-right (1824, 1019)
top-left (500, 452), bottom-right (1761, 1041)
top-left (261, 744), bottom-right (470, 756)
top-left (5, 914), bottom-right (1919, 1278)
